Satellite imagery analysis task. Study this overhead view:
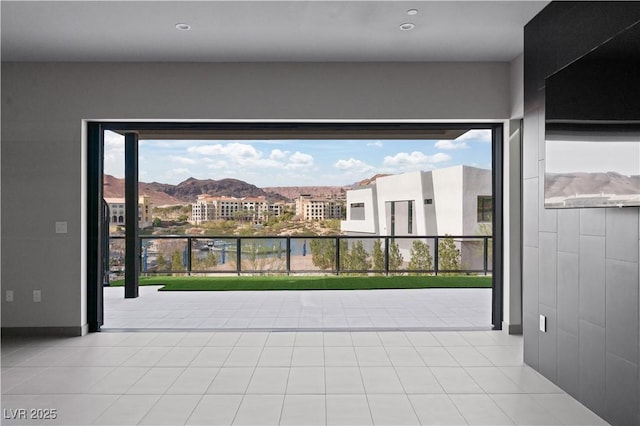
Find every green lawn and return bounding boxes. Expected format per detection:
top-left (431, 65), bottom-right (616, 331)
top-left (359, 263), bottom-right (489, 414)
top-left (109, 275), bottom-right (492, 291)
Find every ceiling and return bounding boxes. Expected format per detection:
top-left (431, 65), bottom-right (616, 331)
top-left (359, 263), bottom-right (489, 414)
top-left (1, 1), bottom-right (548, 62)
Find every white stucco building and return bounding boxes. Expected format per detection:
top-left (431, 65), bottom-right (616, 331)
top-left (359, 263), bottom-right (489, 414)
top-left (341, 165), bottom-right (492, 268)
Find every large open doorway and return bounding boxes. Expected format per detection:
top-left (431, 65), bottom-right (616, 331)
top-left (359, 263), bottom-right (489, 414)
top-left (87, 122), bottom-right (503, 332)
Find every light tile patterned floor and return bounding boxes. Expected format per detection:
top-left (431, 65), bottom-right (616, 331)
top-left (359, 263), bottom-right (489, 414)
top-left (1, 330), bottom-right (608, 425)
top-left (104, 286), bottom-right (492, 330)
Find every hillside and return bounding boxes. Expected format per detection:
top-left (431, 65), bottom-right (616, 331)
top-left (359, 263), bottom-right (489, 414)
top-left (545, 171), bottom-right (640, 197)
top-left (144, 177), bottom-right (290, 203)
top-left (262, 186), bottom-right (348, 200)
top-left (103, 175), bottom-right (184, 206)
top-left (353, 173), bottom-right (391, 187)
top-left (104, 175), bottom-right (290, 204)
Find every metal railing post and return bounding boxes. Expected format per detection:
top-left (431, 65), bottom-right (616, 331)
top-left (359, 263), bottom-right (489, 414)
top-left (187, 237), bottom-right (192, 276)
top-left (434, 236), bottom-right (439, 276)
top-left (335, 236), bottom-right (340, 275)
top-left (286, 237), bottom-right (291, 276)
top-left (384, 237), bottom-right (390, 276)
top-left (483, 236), bottom-right (489, 276)
top-left (236, 237), bottom-right (241, 276)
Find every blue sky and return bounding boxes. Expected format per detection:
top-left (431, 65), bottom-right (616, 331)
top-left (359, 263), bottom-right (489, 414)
top-left (104, 129), bottom-right (492, 186)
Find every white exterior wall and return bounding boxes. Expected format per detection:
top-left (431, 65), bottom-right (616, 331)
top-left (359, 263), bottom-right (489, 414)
top-left (342, 166), bottom-right (492, 238)
top-left (432, 167), bottom-right (465, 235)
top-left (420, 172), bottom-right (438, 235)
top-left (374, 171), bottom-right (427, 236)
top-left (462, 166), bottom-right (493, 235)
top-left (341, 187), bottom-right (378, 234)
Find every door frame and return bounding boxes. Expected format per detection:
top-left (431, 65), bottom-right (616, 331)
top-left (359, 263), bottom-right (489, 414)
top-left (86, 121), bottom-right (504, 331)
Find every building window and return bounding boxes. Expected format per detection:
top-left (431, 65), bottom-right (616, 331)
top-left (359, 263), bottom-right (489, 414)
top-left (350, 202), bottom-right (365, 220)
top-left (390, 201), bottom-right (395, 236)
top-left (408, 200), bottom-right (413, 234)
top-left (477, 196), bottom-right (493, 223)
top-left (424, 198), bottom-right (433, 205)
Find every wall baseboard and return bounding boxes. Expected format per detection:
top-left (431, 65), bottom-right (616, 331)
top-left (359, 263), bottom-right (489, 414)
top-left (1, 326), bottom-right (86, 337)
top-left (503, 322), bottom-right (523, 335)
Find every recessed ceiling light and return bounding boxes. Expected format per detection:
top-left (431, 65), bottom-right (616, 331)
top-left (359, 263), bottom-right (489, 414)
top-left (175, 23), bottom-right (191, 31)
top-left (399, 22), bottom-right (415, 31)
top-left (407, 9), bottom-right (419, 16)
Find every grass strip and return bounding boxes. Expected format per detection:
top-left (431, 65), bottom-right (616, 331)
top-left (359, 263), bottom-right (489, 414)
top-left (109, 275), bottom-right (492, 291)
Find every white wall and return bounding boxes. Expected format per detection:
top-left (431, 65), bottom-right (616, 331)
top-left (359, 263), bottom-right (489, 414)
top-left (461, 166), bottom-right (493, 235)
top-left (374, 171), bottom-right (427, 235)
top-left (510, 54), bottom-right (524, 119)
top-left (1, 61), bottom-right (511, 332)
top-left (341, 187), bottom-right (377, 234)
top-left (504, 54), bottom-right (524, 333)
top-left (432, 167), bottom-right (464, 235)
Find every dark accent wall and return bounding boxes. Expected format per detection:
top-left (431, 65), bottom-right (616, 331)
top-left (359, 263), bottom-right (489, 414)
top-left (523, 3), bottom-right (640, 426)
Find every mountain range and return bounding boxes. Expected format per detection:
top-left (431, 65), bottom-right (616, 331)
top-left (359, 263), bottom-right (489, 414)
top-left (545, 171), bottom-right (640, 197)
top-left (103, 175), bottom-right (356, 206)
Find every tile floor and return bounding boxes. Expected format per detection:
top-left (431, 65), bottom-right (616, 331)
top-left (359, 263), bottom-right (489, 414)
top-left (104, 286), bottom-right (492, 330)
top-left (1, 330), bottom-right (608, 425)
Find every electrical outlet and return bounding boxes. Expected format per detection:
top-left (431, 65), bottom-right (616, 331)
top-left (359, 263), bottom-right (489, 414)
top-left (539, 314), bottom-right (546, 332)
top-left (6, 290), bottom-right (14, 302)
top-left (55, 221), bottom-right (67, 234)
top-left (33, 290), bottom-right (42, 303)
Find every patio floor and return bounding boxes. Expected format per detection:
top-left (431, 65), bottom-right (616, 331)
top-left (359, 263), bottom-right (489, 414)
top-left (103, 286), bottom-right (492, 330)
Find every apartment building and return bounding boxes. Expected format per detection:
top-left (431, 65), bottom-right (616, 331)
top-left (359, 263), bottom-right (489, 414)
top-left (295, 194), bottom-right (344, 221)
top-left (191, 194), bottom-right (283, 225)
top-left (104, 195), bottom-right (153, 228)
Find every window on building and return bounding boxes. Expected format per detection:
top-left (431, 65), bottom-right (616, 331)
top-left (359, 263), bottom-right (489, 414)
top-left (350, 202), bottom-right (365, 220)
top-left (477, 196), bottom-right (493, 222)
top-left (408, 200), bottom-right (413, 234)
top-left (424, 198), bottom-right (433, 205)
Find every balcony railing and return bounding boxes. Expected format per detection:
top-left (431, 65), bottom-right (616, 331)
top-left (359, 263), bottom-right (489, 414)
top-left (108, 235), bottom-right (492, 280)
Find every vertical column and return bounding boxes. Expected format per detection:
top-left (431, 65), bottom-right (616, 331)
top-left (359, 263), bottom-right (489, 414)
top-left (125, 133), bottom-right (139, 298)
top-left (87, 123), bottom-right (104, 331)
top-left (492, 125), bottom-right (504, 330)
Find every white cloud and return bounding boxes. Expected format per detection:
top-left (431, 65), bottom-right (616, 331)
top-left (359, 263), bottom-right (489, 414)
top-left (457, 129), bottom-right (492, 143)
top-left (169, 155), bottom-right (197, 165)
top-left (366, 141), bottom-right (383, 148)
top-left (334, 158), bottom-right (374, 173)
top-left (206, 160), bottom-right (229, 169)
top-left (286, 151), bottom-right (314, 169)
top-left (435, 140), bottom-right (469, 150)
top-left (187, 142), bottom-right (261, 162)
top-left (187, 142), bottom-right (282, 168)
top-left (383, 151), bottom-right (451, 168)
top-left (169, 168), bottom-right (190, 176)
top-left (104, 130), bottom-right (124, 177)
top-left (270, 149), bottom-right (289, 160)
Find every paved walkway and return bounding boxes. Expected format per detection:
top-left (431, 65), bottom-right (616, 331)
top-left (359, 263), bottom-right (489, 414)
top-left (103, 286), bottom-right (492, 330)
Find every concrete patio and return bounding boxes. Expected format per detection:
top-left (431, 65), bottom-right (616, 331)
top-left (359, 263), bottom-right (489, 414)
top-left (103, 286), bottom-right (492, 331)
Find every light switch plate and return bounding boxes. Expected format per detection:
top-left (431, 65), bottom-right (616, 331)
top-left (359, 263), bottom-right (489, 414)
top-left (55, 221), bottom-right (68, 234)
top-left (6, 290), bottom-right (14, 302)
top-left (33, 290), bottom-right (41, 303)
top-left (539, 314), bottom-right (546, 332)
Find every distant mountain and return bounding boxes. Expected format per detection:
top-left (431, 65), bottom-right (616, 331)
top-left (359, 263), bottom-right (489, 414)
top-left (545, 171), bottom-right (640, 197)
top-left (145, 177), bottom-right (289, 203)
top-left (104, 175), bottom-right (290, 204)
top-left (103, 175), bottom-right (184, 206)
top-left (353, 173), bottom-right (391, 187)
top-left (262, 186), bottom-right (348, 200)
